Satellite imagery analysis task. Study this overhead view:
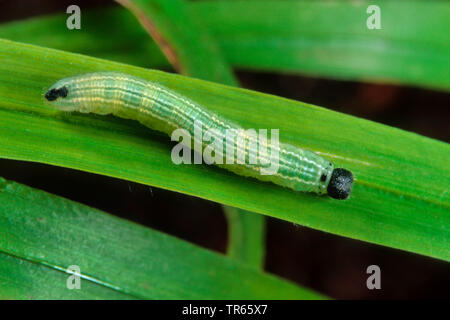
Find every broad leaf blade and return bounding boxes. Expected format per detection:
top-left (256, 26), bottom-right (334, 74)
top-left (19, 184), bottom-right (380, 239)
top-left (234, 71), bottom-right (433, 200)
top-left (0, 39), bottom-right (448, 261)
top-left (0, 253), bottom-right (132, 299)
top-left (196, 0), bottom-right (450, 91)
top-left (0, 177), bottom-right (320, 299)
top-left (1, 1), bottom-right (449, 91)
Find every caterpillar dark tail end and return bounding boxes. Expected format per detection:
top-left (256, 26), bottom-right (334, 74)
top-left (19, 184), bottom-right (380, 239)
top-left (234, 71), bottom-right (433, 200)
top-left (327, 168), bottom-right (353, 200)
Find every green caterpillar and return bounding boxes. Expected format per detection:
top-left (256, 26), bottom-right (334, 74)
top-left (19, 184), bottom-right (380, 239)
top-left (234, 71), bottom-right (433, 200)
top-left (45, 72), bottom-right (353, 199)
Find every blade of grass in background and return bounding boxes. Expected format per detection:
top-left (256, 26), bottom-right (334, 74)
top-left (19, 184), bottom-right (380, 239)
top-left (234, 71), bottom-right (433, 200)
top-left (1, 1), bottom-right (449, 91)
top-left (0, 177), bottom-right (320, 299)
top-left (115, 0), bottom-right (235, 84)
top-left (0, 40), bottom-right (448, 261)
top-left (224, 207), bottom-right (266, 269)
top-left (197, 0), bottom-right (450, 91)
top-left (115, 0), bottom-right (266, 269)
top-left (0, 7), bottom-right (169, 69)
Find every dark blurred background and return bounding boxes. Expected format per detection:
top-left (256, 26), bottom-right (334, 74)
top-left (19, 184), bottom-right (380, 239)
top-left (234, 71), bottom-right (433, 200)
top-left (0, 0), bottom-right (449, 299)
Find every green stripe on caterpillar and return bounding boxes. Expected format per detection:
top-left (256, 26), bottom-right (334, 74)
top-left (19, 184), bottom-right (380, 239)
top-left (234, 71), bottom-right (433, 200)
top-left (45, 72), bottom-right (353, 199)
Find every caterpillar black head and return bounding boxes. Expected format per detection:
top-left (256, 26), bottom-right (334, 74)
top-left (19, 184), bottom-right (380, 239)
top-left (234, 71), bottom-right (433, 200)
top-left (327, 168), bottom-right (353, 200)
top-left (45, 86), bottom-right (68, 101)
top-left (45, 79), bottom-right (78, 111)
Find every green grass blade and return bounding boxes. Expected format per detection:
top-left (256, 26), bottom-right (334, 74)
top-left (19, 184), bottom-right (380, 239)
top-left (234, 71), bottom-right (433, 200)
top-left (0, 253), bottom-right (132, 299)
top-left (0, 177), bottom-right (321, 299)
top-left (224, 207), bottom-right (266, 269)
top-left (196, 0), bottom-right (450, 91)
top-left (0, 7), bottom-right (169, 69)
top-left (0, 39), bottom-right (448, 261)
top-left (115, 0), bottom-right (236, 84)
top-left (1, 1), bottom-right (449, 91)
